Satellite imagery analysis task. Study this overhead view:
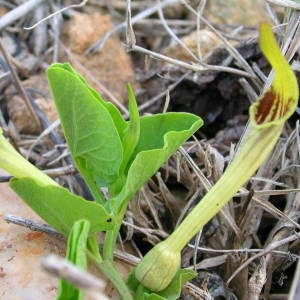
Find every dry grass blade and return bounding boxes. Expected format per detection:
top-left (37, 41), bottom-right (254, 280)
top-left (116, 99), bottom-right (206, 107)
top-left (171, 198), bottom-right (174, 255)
top-left (183, 282), bottom-right (214, 300)
top-left (227, 234), bottom-right (300, 285)
top-left (288, 257), bottom-right (300, 300)
top-left (0, 0), bottom-right (47, 30)
top-left (57, 41), bottom-right (129, 116)
top-left (0, 40), bottom-right (41, 131)
top-left (266, 0), bottom-right (300, 9)
top-left (157, 0), bottom-right (201, 63)
top-left (181, 0), bottom-right (258, 82)
top-left (245, 257), bottom-right (267, 300)
top-left (84, 0), bottom-right (179, 53)
top-left (23, 0), bottom-right (88, 30)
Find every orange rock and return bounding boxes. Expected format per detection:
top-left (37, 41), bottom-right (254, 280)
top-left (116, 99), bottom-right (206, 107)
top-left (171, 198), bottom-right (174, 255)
top-left (0, 7), bottom-right (8, 17)
top-left (205, 0), bottom-right (270, 26)
top-left (24, 231), bottom-right (44, 241)
top-left (62, 12), bottom-right (137, 103)
top-left (0, 170), bottom-right (64, 300)
top-left (163, 29), bottom-right (221, 63)
top-left (6, 74), bottom-right (57, 134)
top-left (0, 169), bottom-right (132, 299)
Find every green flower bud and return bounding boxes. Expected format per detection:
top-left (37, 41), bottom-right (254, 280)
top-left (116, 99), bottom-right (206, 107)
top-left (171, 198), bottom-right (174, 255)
top-left (135, 240), bottom-right (181, 291)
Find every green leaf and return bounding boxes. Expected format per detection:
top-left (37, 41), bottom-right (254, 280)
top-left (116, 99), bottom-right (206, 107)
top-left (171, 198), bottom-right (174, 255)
top-left (104, 101), bottom-right (128, 139)
top-left (10, 177), bottom-right (115, 235)
top-left (126, 112), bottom-right (202, 196)
top-left (128, 268), bottom-right (197, 300)
top-left (154, 269), bottom-right (197, 299)
top-left (46, 63), bottom-right (123, 200)
top-left (109, 84), bottom-right (140, 196)
top-left (120, 84), bottom-right (140, 175)
top-left (108, 112), bottom-right (203, 213)
top-left (57, 219), bottom-right (90, 300)
top-left (85, 81), bottom-right (127, 139)
top-left (87, 235), bottom-right (102, 264)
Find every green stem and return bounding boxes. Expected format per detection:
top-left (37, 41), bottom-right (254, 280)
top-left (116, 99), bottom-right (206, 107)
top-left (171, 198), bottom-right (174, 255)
top-left (135, 125), bottom-right (283, 292)
top-left (103, 228), bottom-right (119, 261)
top-left (103, 202), bottom-right (127, 260)
top-left (93, 259), bottom-right (133, 300)
top-left (166, 125), bottom-right (282, 251)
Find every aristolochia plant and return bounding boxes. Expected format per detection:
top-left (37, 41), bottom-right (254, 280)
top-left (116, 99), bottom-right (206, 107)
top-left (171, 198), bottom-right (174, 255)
top-left (0, 22), bottom-right (297, 300)
top-left (133, 23), bottom-right (299, 294)
top-left (0, 62), bottom-right (202, 298)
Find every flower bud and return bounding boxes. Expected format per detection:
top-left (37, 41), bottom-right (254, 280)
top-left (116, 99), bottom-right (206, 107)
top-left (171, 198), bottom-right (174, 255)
top-left (135, 240), bottom-right (181, 291)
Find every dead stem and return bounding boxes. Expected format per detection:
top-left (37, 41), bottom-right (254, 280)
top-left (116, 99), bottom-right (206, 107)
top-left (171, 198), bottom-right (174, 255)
top-left (0, 40), bottom-right (41, 131)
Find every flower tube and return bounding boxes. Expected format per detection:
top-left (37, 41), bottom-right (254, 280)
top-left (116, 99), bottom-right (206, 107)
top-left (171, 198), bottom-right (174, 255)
top-left (135, 23), bottom-right (299, 291)
top-left (0, 128), bottom-right (57, 186)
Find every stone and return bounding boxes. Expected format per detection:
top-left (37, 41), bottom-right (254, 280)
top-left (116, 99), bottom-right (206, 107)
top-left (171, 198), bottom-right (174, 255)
top-left (0, 171), bottom-right (65, 300)
top-left (163, 29), bottom-right (221, 63)
top-left (62, 12), bottom-right (137, 103)
top-left (0, 169), bottom-right (132, 299)
top-left (6, 75), bottom-right (57, 134)
top-left (204, 0), bottom-right (270, 26)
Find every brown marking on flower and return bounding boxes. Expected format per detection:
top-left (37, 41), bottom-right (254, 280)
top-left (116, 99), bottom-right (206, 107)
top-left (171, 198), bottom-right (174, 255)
top-left (270, 95), bottom-right (280, 122)
top-left (255, 89), bottom-right (276, 124)
top-left (255, 87), bottom-right (292, 125)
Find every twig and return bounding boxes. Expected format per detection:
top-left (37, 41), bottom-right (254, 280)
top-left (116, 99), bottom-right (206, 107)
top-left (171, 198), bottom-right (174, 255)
top-left (0, 0), bottom-right (46, 31)
top-left (84, 0), bottom-right (179, 53)
top-left (4, 213), bottom-right (141, 266)
top-left (24, 0), bottom-right (88, 30)
top-left (157, 0), bottom-right (201, 63)
top-left (26, 119), bottom-right (61, 160)
top-left (183, 282), bottom-right (214, 300)
top-left (114, 249), bottom-right (140, 266)
top-left (57, 40), bottom-right (129, 116)
top-left (43, 165), bottom-right (76, 177)
top-left (288, 255), bottom-right (300, 300)
top-left (122, 220), bottom-right (169, 239)
top-left (138, 71), bottom-right (191, 113)
top-left (246, 258), bottom-right (267, 300)
top-left (130, 45), bottom-right (253, 77)
top-left (4, 214), bottom-right (65, 240)
top-left (41, 255), bottom-right (109, 300)
top-left (266, 0), bottom-right (300, 9)
top-left (0, 1), bottom-right (16, 9)
top-left (226, 233), bottom-right (300, 285)
top-left (0, 175), bottom-right (12, 182)
top-left (187, 244), bottom-right (299, 259)
top-left (125, 0), bottom-right (136, 47)
top-left (0, 40), bottom-right (41, 131)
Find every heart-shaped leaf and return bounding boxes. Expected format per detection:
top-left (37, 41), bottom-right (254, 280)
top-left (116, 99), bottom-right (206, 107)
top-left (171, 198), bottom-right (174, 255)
top-left (10, 178), bottom-right (114, 235)
top-left (108, 112), bottom-right (203, 213)
top-left (47, 64), bottom-right (124, 202)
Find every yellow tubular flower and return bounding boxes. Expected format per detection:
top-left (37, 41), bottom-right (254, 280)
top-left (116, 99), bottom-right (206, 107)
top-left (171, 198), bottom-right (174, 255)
top-left (251, 23), bottom-right (298, 126)
top-left (0, 128), bottom-right (58, 186)
top-left (135, 23), bottom-right (299, 292)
